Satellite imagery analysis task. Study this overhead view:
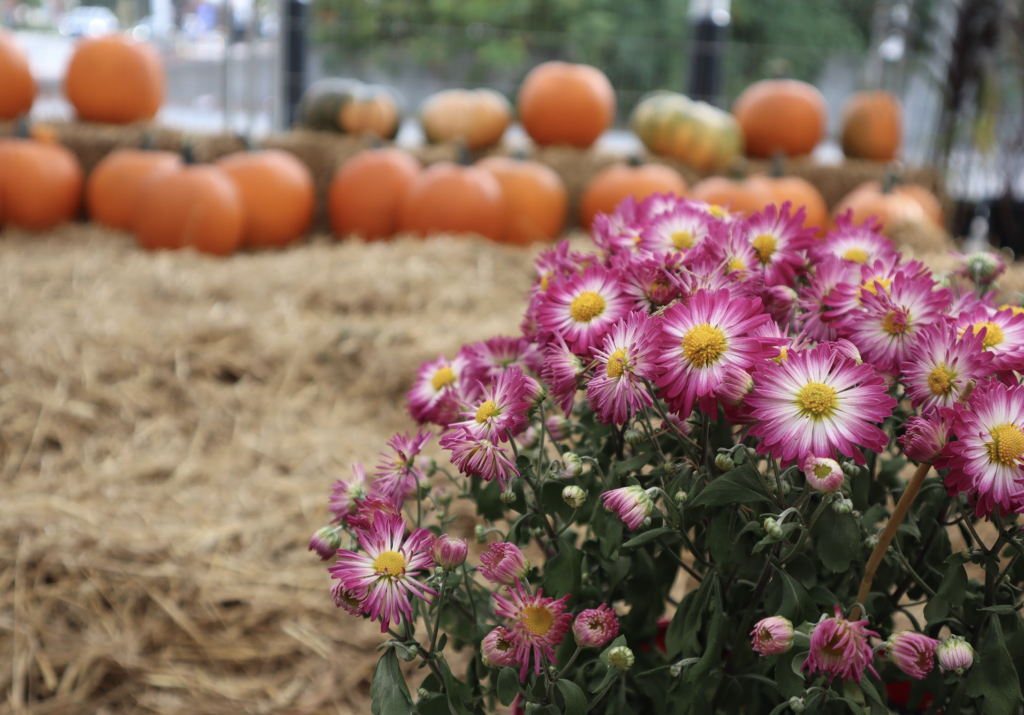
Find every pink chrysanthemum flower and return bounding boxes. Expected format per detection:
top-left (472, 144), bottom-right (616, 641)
top-left (846, 272), bottom-right (951, 373)
top-left (329, 512), bottom-right (437, 633)
top-left (407, 353), bottom-right (469, 426)
top-left (343, 494), bottom-right (402, 532)
top-left (885, 631), bottom-right (939, 680)
top-left (747, 343), bottom-right (897, 466)
top-left (956, 250), bottom-right (1007, 286)
top-left (937, 635), bottom-right (974, 674)
top-left (902, 323), bottom-right (991, 413)
top-left (900, 409), bottom-right (955, 465)
top-left (432, 534), bottom-right (468, 571)
top-left (762, 284), bottom-right (799, 325)
top-left (461, 336), bottom-right (544, 395)
top-left (672, 250), bottom-right (753, 300)
top-left (637, 204), bottom-right (722, 255)
top-left (373, 429), bottom-right (432, 502)
top-left (329, 464), bottom-right (369, 521)
top-left (662, 410), bottom-right (694, 437)
top-left (637, 191), bottom-right (689, 221)
top-left (442, 429), bottom-right (520, 489)
top-left (330, 581), bottom-right (368, 616)
top-left (479, 542), bottom-right (531, 585)
top-left (536, 265), bottom-right (632, 355)
top-left (751, 616), bottom-right (795, 656)
top-left (803, 606), bottom-right (879, 683)
top-left (797, 257), bottom-right (859, 342)
top-left (542, 333), bottom-right (587, 417)
top-left (591, 198), bottom-right (645, 257)
top-left (812, 211), bottom-right (897, 266)
top-left (739, 202), bottom-right (816, 287)
top-left (573, 604), bottom-right (620, 648)
top-left (955, 305), bottom-right (1024, 373)
top-left (802, 456), bottom-right (845, 493)
top-left (445, 367), bottom-right (533, 442)
top-left (944, 380), bottom-right (1024, 516)
top-left (717, 364), bottom-right (755, 407)
top-left (824, 257), bottom-right (930, 329)
top-left (717, 229), bottom-right (761, 284)
top-left (948, 287), bottom-right (995, 319)
top-left (586, 312), bottom-right (660, 425)
top-left (614, 251), bottom-right (683, 310)
top-left (602, 485), bottom-right (655, 531)
top-left (654, 288), bottom-right (777, 417)
top-left (482, 626), bottom-right (520, 668)
top-left (493, 580), bottom-right (573, 680)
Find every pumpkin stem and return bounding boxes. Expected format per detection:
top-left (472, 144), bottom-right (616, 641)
top-left (511, 147), bottom-right (529, 162)
top-left (180, 141), bottom-right (197, 165)
top-left (881, 167), bottom-right (903, 194)
top-left (628, 154), bottom-right (644, 167)
top-left (234, 133), bottom-right (258, 152)
top-left (770, 151), bottom-right (786, 178)
top-left (140, 130), bottom-right (155, 151)
top-left (454, 141), bottom-right (471, 166)
top-left (13, 115), bottom-right (30, 139)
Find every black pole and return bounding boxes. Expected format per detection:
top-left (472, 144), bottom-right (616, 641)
top-left (282, 0), bottom-right (307, 127)
top-left (687, 0), bottom-right (730, 107)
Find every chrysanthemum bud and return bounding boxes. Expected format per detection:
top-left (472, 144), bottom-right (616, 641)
top-left (959, 547), bottom-right (973, 562)
top-left (499, 489), bottom-right (518, 505)
top-left (432, 534), bottom-right (468, 571)
top-left (674, 490), bottom-right (688, 505)
top-left (546, 415), bottom-right (570, 441)
top-left (832, 496), bottom-right (854, 514)
top-left (481, 626), bottom-right (518, 668)
top-left (639, 517), bottom-right (652, 530)
top-left (960, 250), bottom-right (1006, 285)
top-left (417, 687), bottom-right (429, 699)
top-left (802, 456), bottom-right (845, 494)
top-left (669, 663), bottom-right (683, 677)
top-left (474, 524), bottom-right (487, 544)
top-left (601, 485), bottom-right (654, 531)
top-left (780, 480), bottom-right (792, 496)
top-left (937, 635), bottom-right (974, 674)
top-left (562, 452), bottom-right (583, 479)
top-left (417, 455), bottom-right (437, 478)
top-left (608, 645), bottom-right (635, 671)
top-left (842, 461), bottom-right (861, 478)
top-left (764, 517), bottom-right (783, 539)
top-left (563, 485), bottom-right (587, 509)
top-left (886, 631), bottom-right (939, 680)
top-left (751, 616), bottom-right (794, 655)
top-left (864, 534), bottom-right (879, 549)
top-left (789, 697), bottom-right (806, 713)
top-left (308, 526), bottom-right (341, 561)
top-left (623, 427), bottom-right (644, 446)
top-left (432, 484), bottom-right (454, 506)
top-left (715, 453), bottom-right (735, 471)
top-left (518, 425), bottom-right (539, 450)
top-left (479, 542), bottom-right (530, 585)
top-left (573, 604), bottom-right (619, 647)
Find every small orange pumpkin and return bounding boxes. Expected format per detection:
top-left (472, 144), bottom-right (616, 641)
top-left (419, 89), bottom-right (512, 150)
top-left (745, 174), bottom-right (829, 233)
top-left (841, 91), bottom-right (902, 162)
top-left (477, 153), bottom-right (568, 245)
top-left (687, 177), bottom-right (774, 218)
top-left (0, 30), bottom-right (34, 120)
top-left (297, 78), bottom-right (404, 139)
top-left (732, 79), bottom-right (827, 158)
top-left (832, 179), bottom-right (943, 234)
top-left (579, 160), bottom-right (688, 230)
top-left (0, 137), bottom-right (82, 230)
top-left (133, 164), bottom-right (243, 255)
top-left (517, 61), bottom-right (616, 149)
top-left (64, 36), bottom-right (164, 124)
top-left (398, 161), bottom-right (504, 241)
top-left (328, 148), bottom-right (422, 241)
top-left (216, 148), bottom-right (314, 249)
top-left (87, 148), bottom-right (181, 231)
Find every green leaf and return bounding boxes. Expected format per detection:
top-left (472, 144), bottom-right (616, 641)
top-left (472, 477), bottom-right (505, 522)
top-left (600, 517), bottom-right (623, 559)
top-left (541, 479), bottom-right (577, 523)
top-left (666, 569), bottom-right (716, 658)
top-left (621, 526), bottom-right (679, 550)
top-left (923, 596), bottom-right (950, 624)
top-left (543, 538), bottom-right (583, 600)
top-left (839, 698), bottom-right (865, 715)
top-left (690, 463), bottom-right (772, 508)
top-left (775, 648), bottom-right (806, 699)
top-left (555, 680), bottom-right (587, 715)
top-left (859, 675), bottom-right (887, 713)
top-left (766, 568), bottom-right (816, 623)
top-left (433, 657), bottom-right (471, 715)
top-left (370, 649), bottom-right (414, 715)
top-left (967, 618), bottom-right (1024, 715)
top-left (496, 667), bottom-right (518, 707)
top-left (689, 577), bottom-right (724, 685)
top-left (980, 605), bottom-right (1018, 614)
top-left (812, 510), bottom-right (861, 573)
top-left (614, 451), bottom-right (653, 477)
top-left (936, 562), bottom-right (968, 607)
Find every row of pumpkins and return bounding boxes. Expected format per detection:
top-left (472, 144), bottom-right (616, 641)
top-left (1, 29), bottom-right (900, 173)
top-left (0, 121), bottom-right (943, 255)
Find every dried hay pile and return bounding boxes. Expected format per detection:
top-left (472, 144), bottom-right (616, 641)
top-left (0, 226), bottom-right (535, 714)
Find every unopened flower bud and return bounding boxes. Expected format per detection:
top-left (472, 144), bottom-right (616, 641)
top-left (639, 517), bottom-right (652, 530)
top-left (546, 415), bottom-right (570, 441)
top-left (500, 488), bottom-right (518, 505)
top-left (764, 518), bottom-right (783, 539)
top-left (308, 526), bottom-right (341, 561)
top-left (562, 452), bottom-right (583, 479)
top-left (864, 534), bottom-right (879, 549)
top-left (623, 428), bottom-right (644, 446)
top-left (789, 697), bottom-right (806, 713)
top-left (432, 534), bottom-right (468, 571)
top-left (563, 485), bottom-right (587, 509)
top-left (960, 547), bottom-right (973, 562)
top-left (780, 480), bottom-right (792, 496)
top-left (474, 524), bottom-right (487, 544)
top-left (417, 687), bottom-right (429, 699)
top-left (803, 456), bottom-right (844, 494)
top-left (751, 616), bottom-right (794, 655)
top-left (608, 646), bottom-right (635, 671)
top-left (674, 491), bottom-right (688, 506)
top-left (670, 663), bottom-right (682, 677)
top-left (518, 425), bottom-right (539, 450)
top-left (937, 635), bottom-right (974, 675)
top-left (432, 484), bottom-right (454, 506)
top-left (530, 526), bottom-right (546, 537)
top-left (842, 462), bottom-right (860, 478)
top-left (715, 453), bottom-right (735, 471)
top-left (832, 496), bottom-right (854, 514)
top-left (417, 455), bottom-right (437, 478)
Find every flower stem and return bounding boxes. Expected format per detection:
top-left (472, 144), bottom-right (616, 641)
top-left (460, 563), bottom-right (478, 625)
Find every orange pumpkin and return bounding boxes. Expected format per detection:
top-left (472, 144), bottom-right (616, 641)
top-left (398, 162), bottom-right (504, 241)
top-left (0, 30), bottom-right (34, 120)
top-left (87, 148), bottom-right (181, 231)
top-left (832, 179), bottom-right (943, 233)
top-left (216, 149), bottom-right (314, 249)
top-left (0, 137), bottom-right (82, 230)
top-left (328, 148), bottom-right (421, 241)
top-left (579, 161), bottom-right (688, 230)
top-left (687, 177), bottom-right (774, 218)
top-left (732, 79), bottom-right (827, 158)
top-left (419, 89), bottom-right (512, 150)
top-left (745, 174), bottom-right (829, 233)
top-left (517, 62), bottom-right (616, 149)
top-left (64, 36), bottom-right (164, 124)
top-left (477, 154), bottom-right (568, 245)
top-left (841, 91), bottom-right (902, 162)
top-left (134, 165), bottom-right (243, 255)
top-left (297, 79), bottom-right (404, 139)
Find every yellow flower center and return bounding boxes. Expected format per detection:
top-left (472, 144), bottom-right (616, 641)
top-left (475, 400), bottom-right (500, 423)
top-left (1000, 304), bottom-right (1024, 317)
top-left (569, 291), bottom-right (606, 323)
top-left (728, 257), bottom-right (747, 273)
top-left (772, 346), bottom-right (789, 365)
top-left (797, 381), bottom-right (837, 419)
top-left (968, 321), bottom-right (1005, 350)
top-left (671, 230), bottom-right (693, 250)
top-left (812, 463), bottom-right (834, 481)
top-left (606, 348), bottom-right (629, 378)
top-left (857, 277), bottom-right (892, 301)
top-left (431, 366), bottom-right (456, 391)
top-left (882, 310), bottom-right (911, 335)
top-left (539, 272), bottom-right (551, 292)
top-left (708, 204), bottom-right (728, 218)
top-left (522, 605), bottom-right (554, 636)
top-left (682, 323), bottom-right (727, 368)
top-left (373, 550), bottom-right (406, 577)
top-left (843, 247), bottom-right (869, 264)
top-left (985, 424), bottom-right (1024, 466)
top-left (820, 623), bottom-right (850, 663)
top-left (752, 234), bottom-right (777, 264)
top-left (928, 365), bottom-right (954, 396)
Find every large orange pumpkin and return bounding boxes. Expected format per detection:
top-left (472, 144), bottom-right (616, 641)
top-left (0, 138), bottom-right (82, 230)
top-left (328, 148), bottom-right (421, 241)
top-left (216, 148), bottom-right (314, 249)
top-left (133, 165), bottom-right (243, 255)
top-left (398, 162), bottom-right (504, 241)
top-left (0, 30), bottom-right (34, 120)
top-left (64, 36), bottom-right (164, 123)
top-left (745, 174), bottom-right (829, 233)
top-left (832, 179), bottom-right (943, 233)
top-left (732, 79), bottom-right (827, 158)
top-left (477, 153), bottom-right (568, 245)
top-left (841, 91), bottom-right (902, 162)
top-left (419, 88), bottom-right (512, 150)
top-left (579, 161), bottom-right (688, 229)
top-left (688, 176), bottom-right (774, 218)
top-left (87, 148), bottom-right (181, 231)
top-left (517, 62), bottom-right (616, 149)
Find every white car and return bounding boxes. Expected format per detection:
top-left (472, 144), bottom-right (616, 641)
top-left (59, 6), bottom-right (120, 38)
